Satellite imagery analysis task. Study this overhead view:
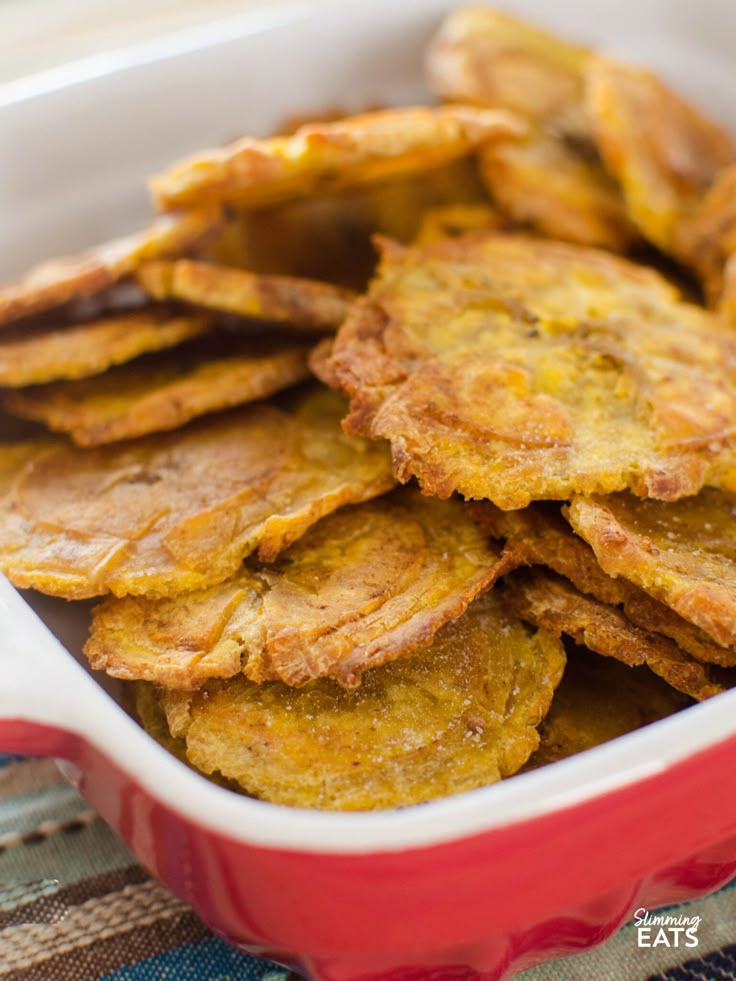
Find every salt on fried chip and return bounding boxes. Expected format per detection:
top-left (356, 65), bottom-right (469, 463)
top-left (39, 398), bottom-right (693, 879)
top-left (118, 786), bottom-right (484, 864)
top-left (470, 500), bottom-right (736, 668)
top-left (413, 203), bottom-right (506, 245)
top-left (85, 487), bottom-right (513, 689)
top-left (585, 55), bottom-right (736, 258)
top-left (504, 569), bottom-right (725, 700)
top-left (137, 260), bottom-right (355, 331)
top-left (479, 130), bottom-right (637, 251)
top-left (524, 647), bottom-right (688, 770)
top-left (147, 589), bottom-right (565, 810)
top-left (325, 233), bottom-right (736, 509)
top-left (568, 490), bottom-right (736, 650)
top-left (0, 387), bottom-right (394, 599)
top-left (149, 105), bottom-right (524, 211)
top-left (0, 308), bottom-right (212, 388)
top-left (0, 209), bottom-right (221, 328)
top-left (425, 7), bottom-right (589, 139)
top-left (3, 335), bottom-right (311, 446)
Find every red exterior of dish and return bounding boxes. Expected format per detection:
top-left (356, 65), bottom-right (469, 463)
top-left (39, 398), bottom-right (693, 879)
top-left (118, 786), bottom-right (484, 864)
top-left (2, 716), bottom-right (735, 980)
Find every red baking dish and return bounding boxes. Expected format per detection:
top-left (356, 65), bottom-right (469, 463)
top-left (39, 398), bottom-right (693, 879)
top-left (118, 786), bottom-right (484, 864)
top-left (1, 2), bottom-right (736, 978)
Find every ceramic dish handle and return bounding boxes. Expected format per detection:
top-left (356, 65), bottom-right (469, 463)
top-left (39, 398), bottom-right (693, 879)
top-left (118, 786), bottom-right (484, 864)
top-left (0, 575), bottom-right (93, 759)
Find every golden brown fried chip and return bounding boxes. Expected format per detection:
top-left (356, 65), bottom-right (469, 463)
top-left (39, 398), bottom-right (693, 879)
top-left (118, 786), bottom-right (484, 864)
top-left (681, 165), bottom-right (736, 308)
top-left (425, 7), bottom-right (589, 138)
top-left (425, 8), bottom-right (636, 250)
top-left (504, 569), bottom-right (725, 700)
top-left (524, 647), bottom-right (688, 770)
top-left (209, 157), bottom-right (492, 291)
top-left (470, 500), bottom-right (736, 667)
top-left (3, 335), bottom-right (311, 446)
top-left (149, 589), bottom-right (565, 810)
top-left (85, 487), bottom-right (512, 689)
top-left (325, 233), bottom-right (736, 509)
top-left (0, 387), bottom-right (394, 599)
top-left (568, 490), bottom-right (736, 650)
top-left (479, 130), bottom-right (637, 251)
top-left (137, 260), bottom-right (356, 331)
top-left (149, 105), bottom-right (523, 211)
top-left (585, 55), bottom-right (736, 258)
top-left (413, 203), bottom-right (506, 245)
top-left (0, 308), bottom-right (212, 388)
top-left (0, 209), bottom-right (221, 328)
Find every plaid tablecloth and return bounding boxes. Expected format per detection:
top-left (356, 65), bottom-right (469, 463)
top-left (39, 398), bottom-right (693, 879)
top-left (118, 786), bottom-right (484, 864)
top-left (1, 753), bottom-right (735, 980)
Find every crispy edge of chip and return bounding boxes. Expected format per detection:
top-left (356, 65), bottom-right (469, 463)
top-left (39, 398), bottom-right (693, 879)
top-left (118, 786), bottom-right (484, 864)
top-left (469, 500), bottom-right (736, 667)
top-left (585, 55), bottom-right (736, 257)
top-left (478, 130), bottom-right (638, 252)
top-left (0, 308), bottom-right (213, 388)
top-left (149, 104), bottom-right (525, 211)
top-left (154, 590), bottom-right (566, 809)
top-left (504, 569), bottom-right (726, 701)
top-left (5, 342), bottom-right (312, 446)
top-left (567, 494), bottom-right (736, 650)
top-left (137, 260), bottom-right (357, 331)
top-left (0, 208), bottom-right (222, 328)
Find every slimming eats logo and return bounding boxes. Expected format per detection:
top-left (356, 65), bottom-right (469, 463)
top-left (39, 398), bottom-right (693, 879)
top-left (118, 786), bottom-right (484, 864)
top-left (634, 908), bottom-right (701, 948)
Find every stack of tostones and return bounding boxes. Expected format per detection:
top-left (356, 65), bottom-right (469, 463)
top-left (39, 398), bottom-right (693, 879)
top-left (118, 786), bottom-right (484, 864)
top-left (3, 7), bottom-right (736, 811)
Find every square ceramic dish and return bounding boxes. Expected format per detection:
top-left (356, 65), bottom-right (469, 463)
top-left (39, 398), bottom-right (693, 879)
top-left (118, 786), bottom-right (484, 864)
top-left (2, 2), bottom-right (736, 978)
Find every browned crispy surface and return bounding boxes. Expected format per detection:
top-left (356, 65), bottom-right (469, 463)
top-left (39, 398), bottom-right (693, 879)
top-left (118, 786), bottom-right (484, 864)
top-left (149, 105), bottom-right (523, 211)
top-left (479, 130), bottom-right (637, 251)
top-left (568, 490), bottom-right (736, 649)
top-left (324, 233), bottom-right (736, 508)
top-left (137, 260), bottom-right (356, 331)
top-left (150, 589), bottom-right (565, 809)
top-left (4, 335), bottom-right (311, 446)
top-left (425, 7), bottom-right (589, 139)
top-left (585, 56), bottom-right (736, 258)
top-left (85, 487), bottom-right (512, 689)
top-left (0, 387), bottom-right (394, 599)
top-left (0, 308), bottom-right (212, 388)
top-left (524, 646), bottom-right (688, 770)
top-left (503, 569), bottom-right (725, 700)
top-left (0, 209), bottom-right (221, 328)
top-left (469, 500), bottom-right (736, 667)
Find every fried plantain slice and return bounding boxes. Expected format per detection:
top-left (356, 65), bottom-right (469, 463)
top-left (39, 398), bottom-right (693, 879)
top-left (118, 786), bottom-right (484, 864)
top-left (0, 307), bottom-right (212, 388)
top-left (149, 105), bottom-right (523, 211)
top-left (479, 130), bottom-right (637, 251)
top-left (425, 9), bottom-right (635, 250)
top-left (149, 589), bottom-right (565, 810)
top-left (0, 209), bottom-right (221, 328)
top-left (413, 203), bottom-right (506, 245)
top-left (137, 260), bottom-right (355, 331)
top-left (0, 387), bottom-right (394, 599)
top-left (470, 500), bottom-right (736, 667)
top-left (524, 646), bottom-right (689, 770)
top-left (567, 490), bottom-right (736, 650)
top-left (324, 232), bottom-right (736, 509)
top-left (208, 157), bottom-right (491, 290)
top-left (503, 569), bottom-right (725, 701)
top-left (681, 165), bottom-right (736, 309)
top-left (585, 55), bottom-right (736, 259)
top-left (3, 334), bottom-right (312, 446)
top-left (85, 487), bottom-right (512, 690)
top-left (425, 7), bottom-right (589, 139)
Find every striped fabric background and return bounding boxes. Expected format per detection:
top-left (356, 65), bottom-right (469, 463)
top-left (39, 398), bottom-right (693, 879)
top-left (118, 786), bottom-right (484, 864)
top-left (1, 752), bottom-right (734, 980)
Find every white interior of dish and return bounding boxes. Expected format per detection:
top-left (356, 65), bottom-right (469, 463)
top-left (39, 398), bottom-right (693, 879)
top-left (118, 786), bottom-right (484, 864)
top-left (1, 0), bottom-right (735, 852)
